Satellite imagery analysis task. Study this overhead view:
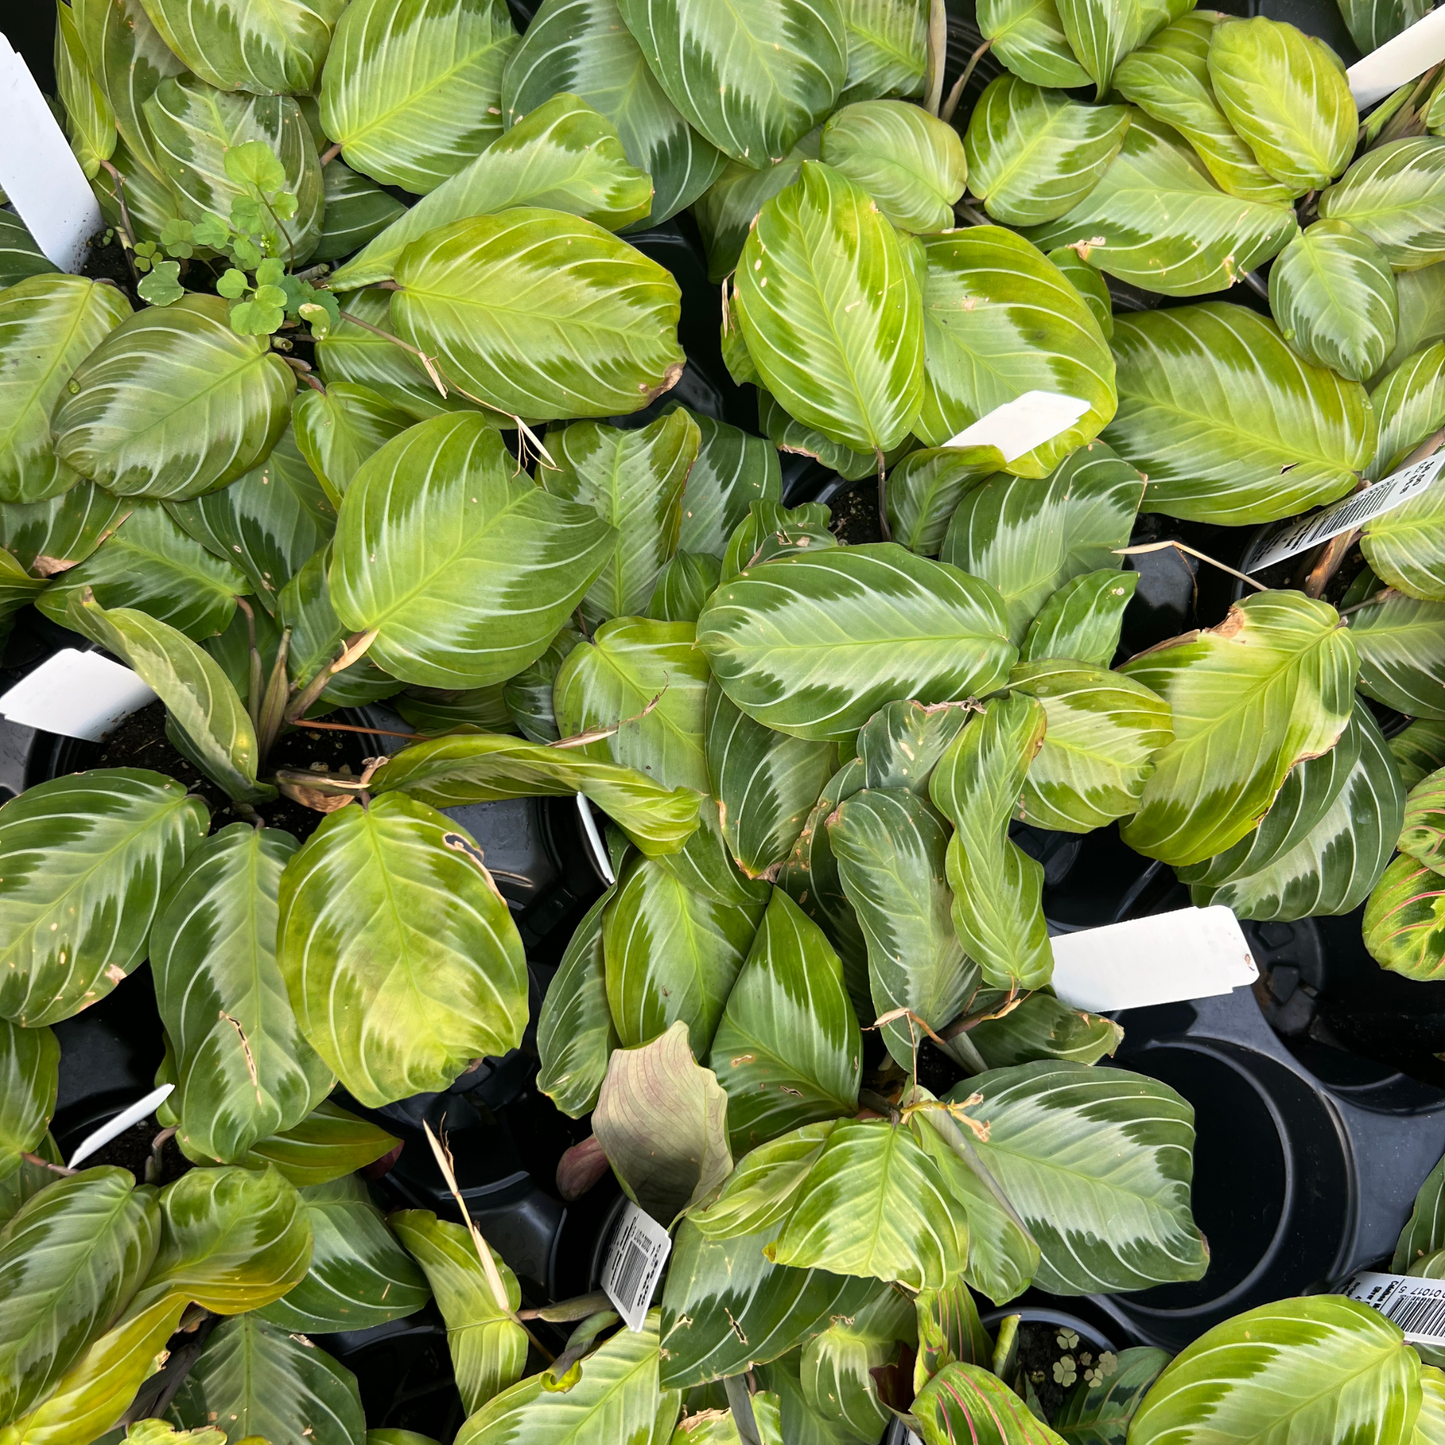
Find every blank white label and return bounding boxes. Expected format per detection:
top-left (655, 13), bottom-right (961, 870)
top-left (1345, 1271), bottom-right (1445, 1346)
top-left (1347, 8), bottom-right (1445, 108)
top-left (0, 34), bottom-right (104, 272)
top-left (1050, 906), bottom-right (1258, 1013)
top-left (942, 391), bottom-right (1091, 463)
top-left (601, 1201), bottom-right (671, 1332)
top-left (0, 650), bottom-right (156, 742)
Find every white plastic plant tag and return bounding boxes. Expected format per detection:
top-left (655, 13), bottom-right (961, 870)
top-left (0, 33), bottom-right (104, 272)
top-left (0, 649), bottom-right (156, 741)
top-left (1246, 451), bottom-right (1445, 574)
top-left (1344, 1271), bottom-right (1445, 1346)
top-left (1347, 8), bottom-right (1445, 108)
top-left (602, 1200), bottom-right (671, 1331)
top-left (67, 1083), bottom-right (175, 1169)
top-left (575, 793), bottom-right (616, 884)
top-left (1050, 906), bottom-right (1257, 1013)
top-left (941, 391), bottom-right (1091, 463)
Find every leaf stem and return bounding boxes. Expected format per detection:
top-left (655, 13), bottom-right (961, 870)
top-left (1113, 540), bottom-right (1267, 592)
top-left (941, 38), bottom-right (992, 123)
top-left (924, 0), bottom-right (948, 116)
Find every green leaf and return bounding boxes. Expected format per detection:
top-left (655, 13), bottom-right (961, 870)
top-left (964, 78), bottom-right (1129, 228)
top-left (0, 1022), bottom-right (58, 1183)
top-left (1129, 1297), bottom-right (1419, 1445)
top-left (393, 684), bottom-right (512, 735)
top-left (170, 1314), bottom-right (363, 1445)
top-left (537, 890), bottom-right (618, 1118)
top-left (37, 501), bottom-right (249, 640)
top-left (939, 444), bottom-right (1141, 645)
top-left (0, 771), bottom-right (207, 1028)
top-left (830, 788), bottom-right (977, 1070)
top-left (0, 214), bottom-right (56, 290)
top-left (977, 0), bottom-right (1091, 89)
top-left (690, 1122), bottom-right (835, 1240)
top-left (135, 261), bottom-right (185, 308)
top-left (913, 227), bottom-right (1116, 473)
top-left (0, 483), bottom-right (128, 578)
top-left (150, 823), bottom-right (332, 1165)
top-left (1009, 660), bottom-right (1173, 834)
top-left (1048, 246), bottom-right (1114, 340)
top-left (1339, 0), bottom-right (1433, 50)
top-left (1112, 14), bottom-right (1294, 204)
top-left (674, 412), bottom-right (781, 560)
top-left (70, 598), bottom-right (270, 805)
top-left (957, 1060), bottom-right (1208, 1293)
top-left (1052, 1346), bottom-right (1170, 1444)
top-left (768, 1117), bottom-right (968, 1289)
top-left (370, 732), bottom-right (700, 856)
top-left (333, 94), bottom-right (654, 290)
top-left (74, 0), bottom-right (187, 177)
top-left (1363, 342), bottom-right (1445, 488)
top-left (708, 889), bottom-right (860, 1155)
top-left (603, 855), bottom-right (764, 1055)
top-left (547, 411), bottom-right (700, 625)
top-left (1102, 303), bottom-right (1374, 523)
top-left (313, 160), bottom-right (409, 264)
top-left (733, 161), bottom-right (922, 454)
top-left (1059, 0), bottom-right (1189, 99)
top-left (0, 551), bottom-right (48, 630)
top-left (389, 1210), bottom-right (525, 1413)
top-left (0, 276), bottom-right (131, 506)
top-left (292, 383), bottom-right (412, 508)
top-left (856, 699), bottom-right (972, 795)
top-left (393, 209), bottom-right (685, 421)
top-left (239, 1099), bottom-right (399, 1187)
top-left (819, 100), bottom-right (967, 233)
top-left (930, 696), bottom-right (1054, 991)
top-left (55, 0), bottom-right (116, 180)
top-left (1349, 589), bottom-right (1445, 718)
top-left (706, 682), bottom-right (836, 879)
top-left (1385, 264), bottom-right (1445, 374)
top-left (1393, 718), bottom-right (1445, 791)
top-left (329, 414), bottom-right (613, 689)
top-left (1365, 853), bottom-right (1445, 981)
top-left (1207, 17), bottom-right (1356, 197)
top-left (660, 1219), bottom-right (874, 1389)
top-left (143, 76), bottom-right (323, 262)
top-left (914, 1361), bottom-right (1066, 1445)
top-left (1394, 1150), bottom-right (1445, 1272)
top-left (1268, 221), bottom-right (1398, 383)
top-left (719, 498), bottom-right (838, 583)
top-left (554, 617), bottom-right (713, 794)
top-left (615, 0), bottom-right (844, 166)
top-left (655, 795), bottom-right (771, 910)
top-left (453, 1310), bottom-right (665, 1445)
top-left (0, 1168), bottom-right (159, 1425)
top-left (254, 1176), bottom-right (428, 1334)
top-left (649, 551), bottom-right (722, 622)
top-left (276, 793), bottom-right (528, 1106)
top-left (501, 6), bottom-right (722, 230)
top-left (593, 1020), bottom-right (733, 1224)
top-left (1182, 702), bottom-right (1403, 921)
top-left (502, 624), bottom-right (583, 743)
top-left (967, 993), bottom-right (1121, 1070)
top-left (1401, 765), bottom-right (1445, 874)
top-left (885, 447), bottom-right (1002, 558)
top-left (1418, 1367), bottom-right (1445, 1445)
top-left (838, 0), bottom-right (927, 103)
top-left (1320, 138), bottom-right (1445, 270)
top-left (800, 1287), bottom-right (916, 1439)
top-left (693, 131), bottom-right (822, 284)
top-left (1019, 569), bottom-right (1136, 666)
top-left (0, 1142), bottom-right (63, 1233)
top-left (320, 0), bottom-right (519, 195)
top-left (1119, 592), bottom-right (1358, 865)
top-left (138, 0), bottom-right (344, 95)
top-left (697, 544), bottom-right (1016, 742)
top-left (52, 295), bottom-right (296, 503)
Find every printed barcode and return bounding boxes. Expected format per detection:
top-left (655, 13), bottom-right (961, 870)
top-left (613, 1235), bottom-right (652, 1308)
top-left (1377, 1283), bottom-right (1445, 1341)
top-left (601, 1201), bottom-right (671, 1331)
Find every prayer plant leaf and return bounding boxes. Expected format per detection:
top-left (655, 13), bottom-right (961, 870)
top-left (276, 792), bottom-right (528, 1107)
top-left (930, 696), bottom-right (1055, 992)
top-left (963, 77), bottom-right (1130, 228)
top-left (696, 544), bottom-right (1016, 742)
top-left (0, 275), bottom-right (131, 506)
top-left (330, 414), bottom-right (614, 689)
top-left (319, 0), bottom-right (520, 195)
top-left (614, 0), bottom-right (846, 167)
top-left (392, 208), bottom-right (686, 421)
top-left (593, 1020), bottom-right (734, 1224)
top-left (967, 992), bottom-right (1122, 1071)
top-left (913, 1362), bottom-right (1065, 1445)
top-left (885, 446), bottom-right (1004, 558)
top-left (1102, 303), bottom-right (1375, 524)
top-left (1055, 0), bottom-right (1186, 99)
top-left (1391, 718), bottom-right (1445, 791)
top-left (837, 0), bottom-right (927, 104)
top-left (708, 888), bottom-right (861, 1155)
top-left (913, 226), bottom-right (1116, 475)
top-left (1365, 854), bottom-right (1445, 982)
top-left (733, 161), bottom-right (923, 455)
top-left (1019, 568), bottom-right (1137, 666)
top-left (1027, 115), bottom-right (1299, 299)
top-left (292, 383), bottom-right (412, 510)
top-left (537, 890), bottom-right (618, 1118)
top-left (313, 160), bottom-right (410, 264)
top-left (0, 481), bottom-right (128, 578)
top-left (1348, 589), bottom-right (1445, 719)
top-left (649, 550), bottom-right (722, 622)
top-left (675, 411), bottom-right (783, 560)
top-left (956, 1060), bottom-right (1209, 1294)
top-left (1051, 1346), bottom-right (1170, 1443)
top-left (977, 0), bottom-right (1092, 89)
top-left (1319, 138), bottom-right (1445, 270)
top-left (1128, 1297), bottom-right (1420, 1445)
top-left (0, 1021), bottom-right (59, 1184)
top-left (1363, 342), bottom-right (1445, 490)
top-left (149, 824), bottom-right (334, 1167)
top-left (0, 770), bottom-right (207, 1028)
top-left (1119, 592), bottom-right (1358, 867)
top-left (51, 295), bottom-right (297, 503)
top-left (799, 1286), bottom-right (916, 1440)
top-left (238, 1099), bottom-right (399, 1187)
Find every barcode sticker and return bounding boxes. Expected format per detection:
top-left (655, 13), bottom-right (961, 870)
top-left (1245, 452), bottom-right (1445, 573)
top-left (601, 1201), bottom-right (671, 1331)
top-left (1345, 1271), bottom-right (1445, 1346)
top-left (942, 391), bottom-right (1091, 463)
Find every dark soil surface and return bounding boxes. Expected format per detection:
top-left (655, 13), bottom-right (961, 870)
top-left (80, 1114), bottom-right (192, 1186)
top-left (829, 478), bottom-right (886, 546)
top-left (79, 230), bottom-right (138, 302)
top-left (1016, 1319), bottom-right (1118, 1421)
top-left (91, 699), bottom-right (370, 841)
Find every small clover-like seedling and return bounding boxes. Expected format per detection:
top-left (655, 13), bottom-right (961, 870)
top-left (1053, 1356), bottom-right (1078, 1387)
top-left (136, 261), bottom-right (185, 307)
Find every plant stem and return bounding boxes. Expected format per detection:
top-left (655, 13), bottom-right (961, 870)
top-left (1113, 539), bottom-right (1268, 592)
top-left (285, 629), bottom-right (378, 726)
top-left (319, 141), bottom-right (343, 165)
top-left (924, 0), bottom-right (948, 116)
top-left (876, 449), bottom-right (892, 542)
top-left (941, 38), bottom-right (992, 123)
top-left (292, 719), bottom-right (431, 742)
